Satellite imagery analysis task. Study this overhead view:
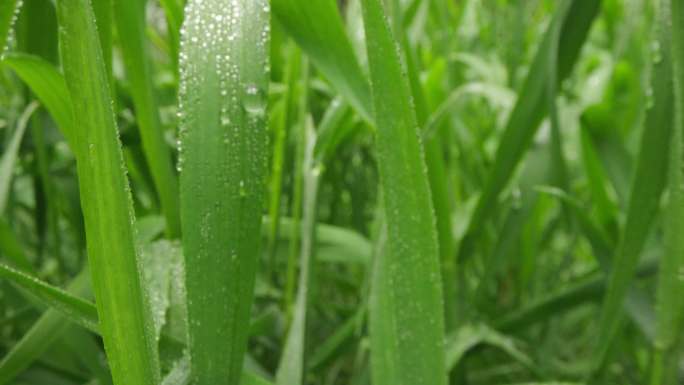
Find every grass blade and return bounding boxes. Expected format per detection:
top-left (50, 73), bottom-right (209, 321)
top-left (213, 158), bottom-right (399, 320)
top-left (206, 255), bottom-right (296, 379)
top-left (445, 323), bottom-right (533, 372)
top-left (0, 270), bottom-right (91, 385)
top-left (0, 263), bottom-right (98, 332)
top-left (1, 53), bottom-right (74, 146)
top-left (275, 116), bottom-right (318, 385)
top-left (0, 101), bottom-right (38, 214)
top-left (459, 0), bottom-right (600, 259)
top-left (360, 0), bottom-right (447, 384)
top-left (113, 0), bottom-right (181, 237)
top-left (593, 1), bottom-right (675, 372)
top-left (178, 1), bottom-right (269, 384)
top-left (272, 0), bottom-right (372, 121)
top-left (55, 0), bottom-right (160, 383)
top-left (651, 0), bottom-right (684, 383)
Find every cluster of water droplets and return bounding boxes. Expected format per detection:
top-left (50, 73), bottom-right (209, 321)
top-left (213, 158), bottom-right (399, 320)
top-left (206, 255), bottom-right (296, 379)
top-left (1, 0), bottom-right (23, 60)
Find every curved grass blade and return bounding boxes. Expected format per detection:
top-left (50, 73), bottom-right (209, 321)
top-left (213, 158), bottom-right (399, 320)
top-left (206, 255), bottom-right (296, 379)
top-left (360, 0), bottom-right (446, 384)
top-left (0, 270), bottom-right (91, 385)
top-left (458, 0), bottom-right (601, 260)
top-left (0, 101), bottom-right (39, 214)
top-left (272, 0), bottom-right (372, 122)
top-left (0, 263), bottom-right (98, 333)
top-left (1, 53), bottom-right (74, 146)
top-left (593, 2), bottom-right (675, 372)
top-left (496, 260), bottom-right (658, 332)
top-left (55, 0), bottom-right (160, 383)
top-left (445, 323), bottom-right (533, 372)
top-left (651, 0), bottom-right (684, 383)
top-left (178, 1), bottom-right (269, 384)
top-left (113, 0), bottom-right (181, 237)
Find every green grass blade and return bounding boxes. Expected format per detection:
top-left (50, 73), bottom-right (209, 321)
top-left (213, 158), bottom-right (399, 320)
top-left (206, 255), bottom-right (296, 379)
top-left (272, 0), bottom-right (372, 122)
top-left (0, 263), bottom-right (99, 333)
top-left (546, 1), bottom-right (572, 210)
top-left (360, 0), bottom-right (447, 384)
top-left (1, 53), bottom-right (74, 146)
top-left (266, 44), bottom-right (300, 271)
top-left (445, 323), bottom-right (533, 372)
top-left (0, 270), bottom-right (91, 385)
top-left (91, 0), bottom-right (113, 95)
top-left (113, 0), bottom-right (180, 237)
top-left (275, 117), bottom-right (318, 385)
top-left (0, 0), bottom-right (20, 58)
top-left (283, 58), bottom-right (309, 319)
top-left (55, 0), bottom-right (160, 383)
top-left (157, 0), bottom-right (183, 71)
top-left (593, 2), bottom-right (675, 372)
top-left (459, 0), bottom-right (600, 259)
top-left (496, 260), bottom-right (658, 332)
top-left (178, 1), bottom-right (269, 384)
top-left (0, 101), bottom-right (39, 214)
top-left (651, 0), bottom-right (684, 383)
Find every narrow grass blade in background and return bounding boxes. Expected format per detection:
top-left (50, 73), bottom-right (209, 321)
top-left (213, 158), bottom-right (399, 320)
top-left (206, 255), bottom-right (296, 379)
top-left (158, 0), bottom-right (183, 71)
top-left (652, 0), bottom-right (684, 383)
top-left (1, 53), bottom-right (74, 145)
top-left (0, 271), bottom-right (92, 385)
top-left (178, 1), bottom-right (269, 384)
top-left (113, 0), bottom-right (181, 237)
top-left (593, 1), bottom-right (674, 373)
top-left (276, 117), bottom-right (318, 385)
top-left (458, 0), bottom-right (600, 260)
top-left (0, 0), bottom-right (20, 58)
top-left (55, 0), bottom-right (160, 383)
top-left (360, 0), bottom-right (447, 384)
top-left (0, 263), bottom-right (99, 332)
top-left (272, 0), bottom-right (372, 121)
top-left (0, 101), bottom-right (38, 215)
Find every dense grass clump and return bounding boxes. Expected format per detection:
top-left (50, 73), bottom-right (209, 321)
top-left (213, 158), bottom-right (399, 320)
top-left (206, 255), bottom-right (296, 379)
top-left (0, 1), bottom-right (683, 385)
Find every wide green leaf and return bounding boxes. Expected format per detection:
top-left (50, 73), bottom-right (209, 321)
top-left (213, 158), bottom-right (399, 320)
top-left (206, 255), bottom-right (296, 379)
top-left (178, 1), bottom-right (269, 384)
top-left (55, 0), bottom-right (160, 383)
top-left (360, 0), bottom-right (447, 384)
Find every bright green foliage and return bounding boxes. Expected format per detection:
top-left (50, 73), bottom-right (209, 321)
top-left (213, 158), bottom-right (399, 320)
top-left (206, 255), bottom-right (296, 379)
top-left (177, 1), bottom-right (269, 384)
top-left (272, 0), bottom-right (372, 121)
top-left (1, 53), bottom-right (74, 144)
top-left (360, 1), bottom-right (446, 385)
top-left (55, 0), bottom-right (160, 384)
top-left (593, 0), bottom-right (674, 371)
top-left (459, 0), bottom-right (600, 259)
top-left (113, 0), bottom-right (181, 237)
top-left (2, 1), bottom-right (683, 385)
top-left (651, 0), bottom-right (684, 383)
